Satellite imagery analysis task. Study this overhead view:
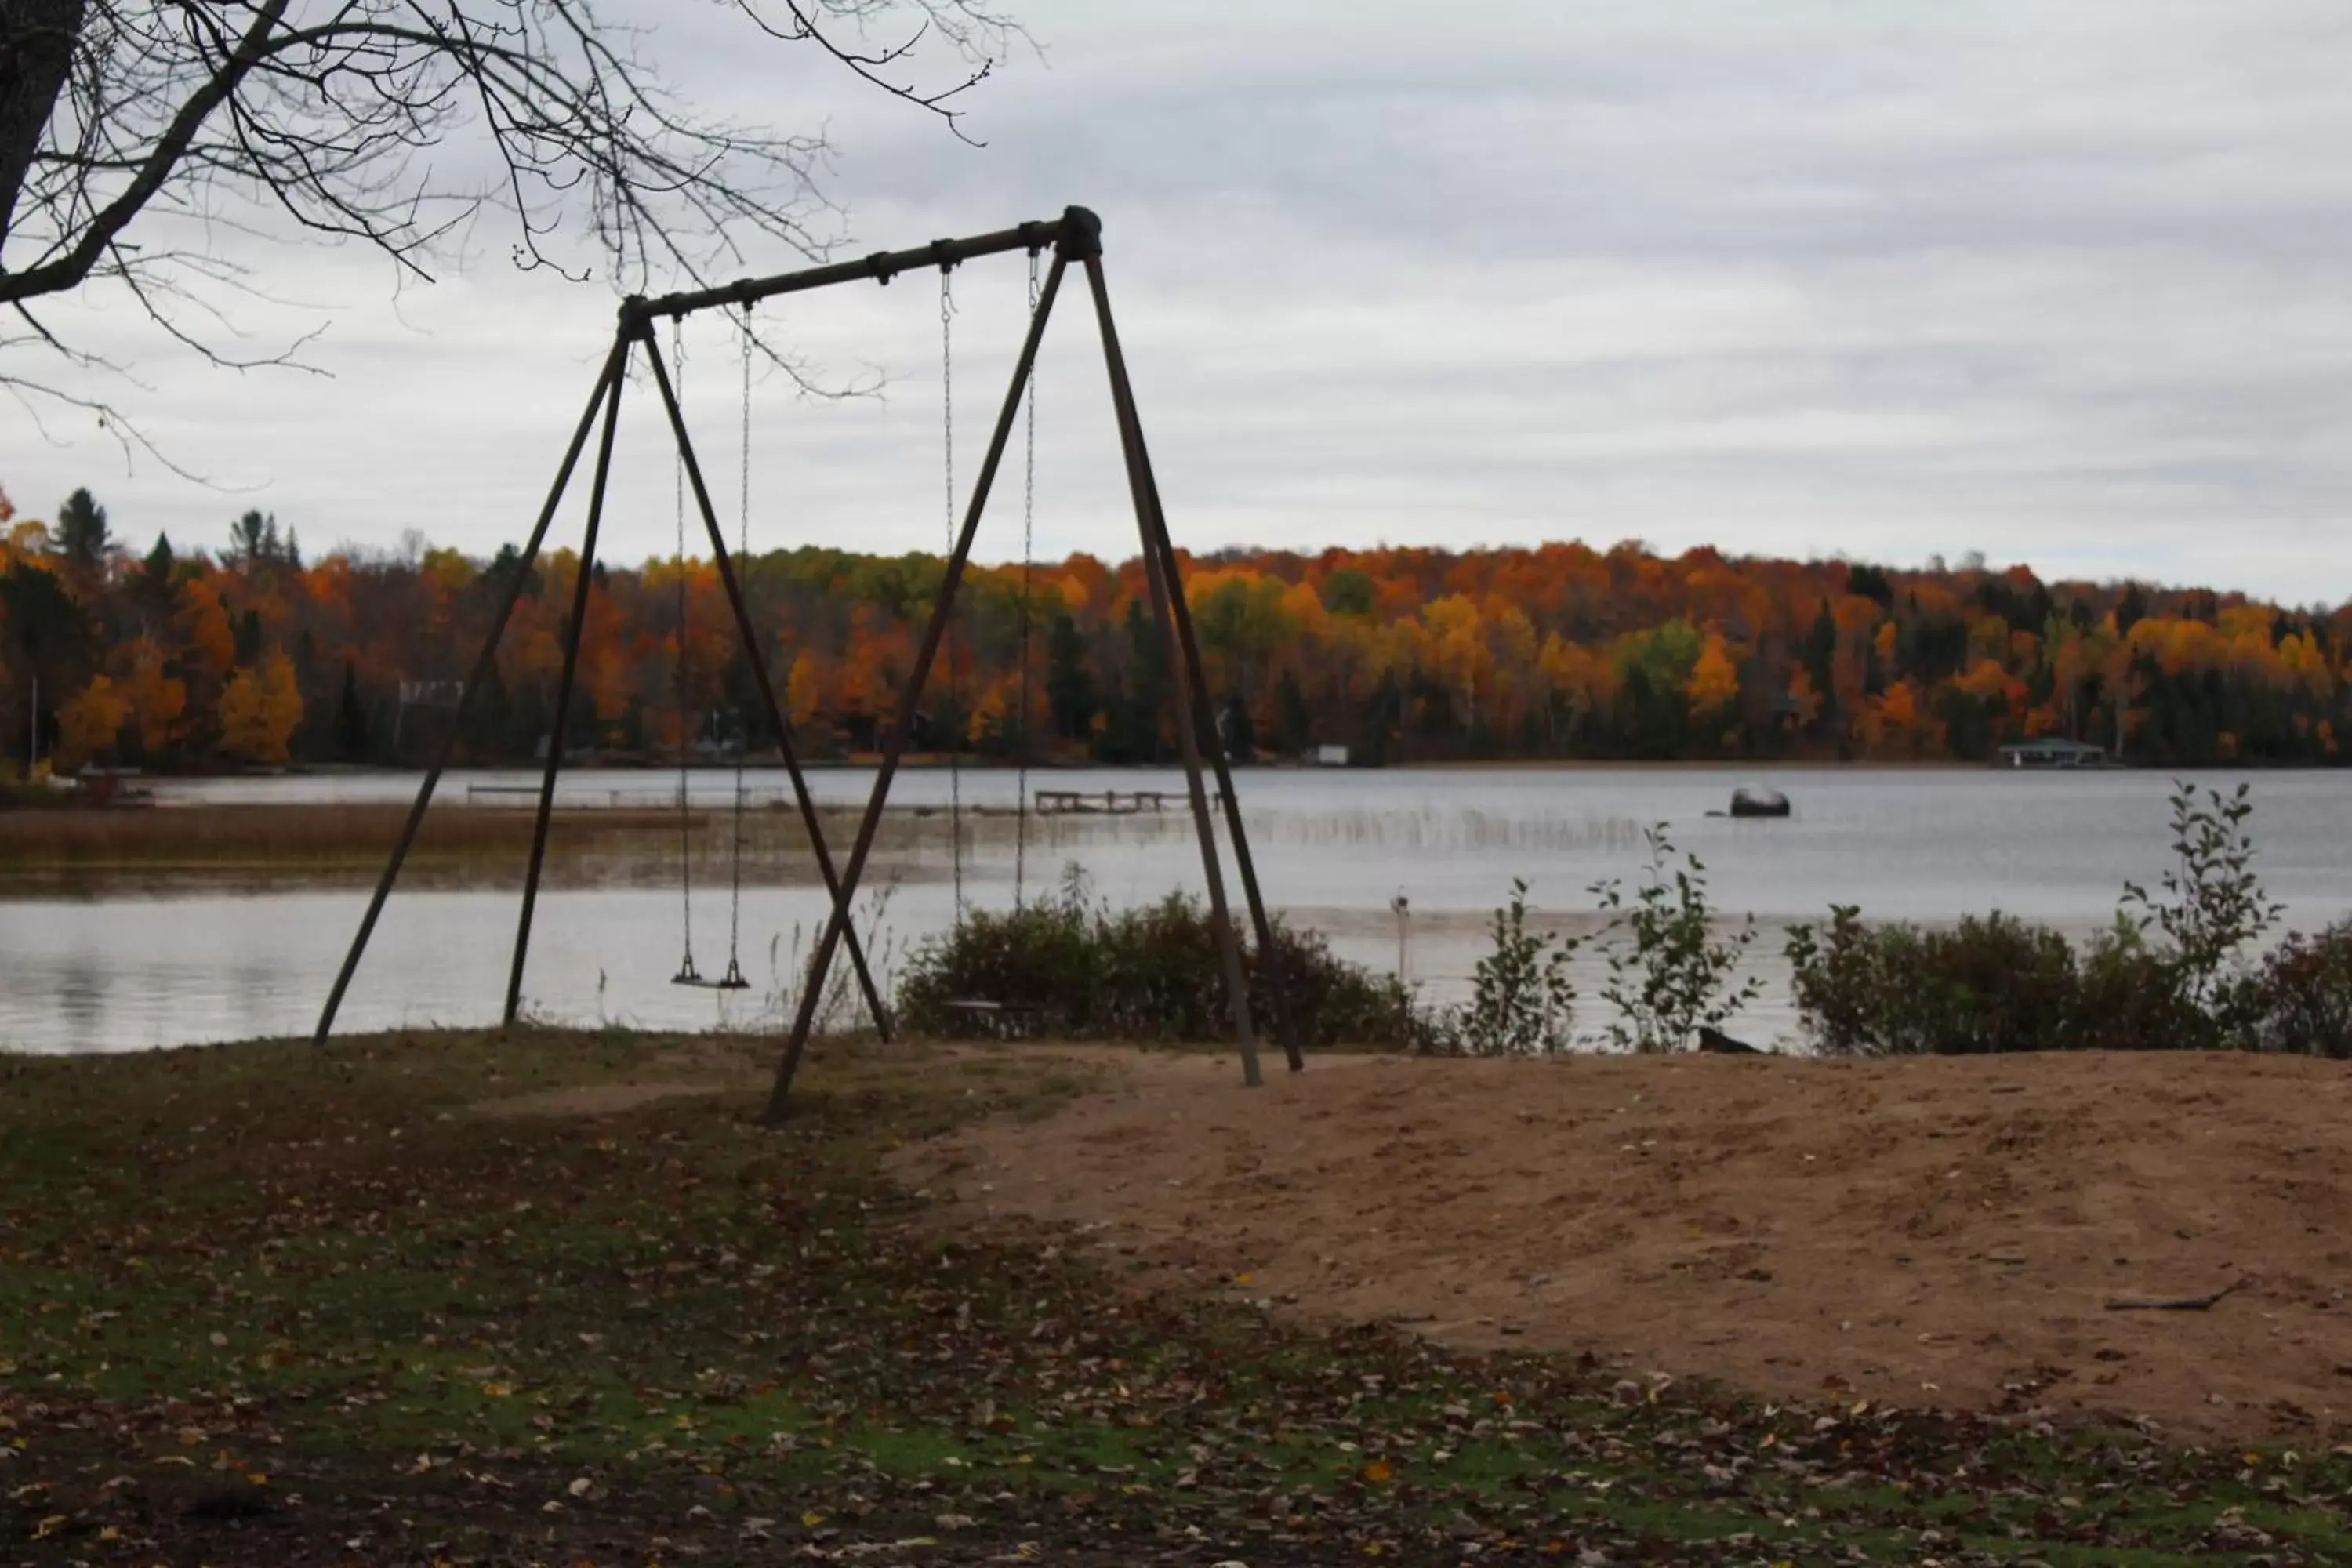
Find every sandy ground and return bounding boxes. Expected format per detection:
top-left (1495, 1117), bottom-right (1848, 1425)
top-left (896, 1046), bottom-right (2352, 1445)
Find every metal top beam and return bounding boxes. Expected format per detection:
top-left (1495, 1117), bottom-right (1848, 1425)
top-left (624, 205), bottom-right (1101, 328)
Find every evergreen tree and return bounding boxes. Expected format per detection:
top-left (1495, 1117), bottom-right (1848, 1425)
top-left (1802, 601), bottom-right (1838, 730)
top-left (1115, 598), bottom-right (1168, 763)
top-left (1044, 613), bottom-right (1095, 741)
top-left (336, 660), bottom-right (370, 761)
top-left (1220, 695), bottom-right (1257, 762)
top-left (1273, 667), bottom-right (1312, 754)
top-left (54, 488), bottom-right (111, 568)
top-left (1323, 568), bottom-right (1376, 617)
top-left (2, 561), bottom-right (95, 747)
top-left (1846, 561), bottom-right (1893, 606)
top-left (2117, 582), bottom-right (2148, 637)
top-left (142, 532), bottom-right (174, 591)
top-left (461, 661), bottom-right (511, 760)
top-left (230, 510), bottom-right (273, 566)
top-left (482, 541), bottom-right (537, 600)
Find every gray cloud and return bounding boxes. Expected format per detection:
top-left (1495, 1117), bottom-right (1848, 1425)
top-left (8, 0), bottom-right (2352, 601)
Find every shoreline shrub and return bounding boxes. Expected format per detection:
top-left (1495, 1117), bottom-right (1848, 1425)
top-left (1785, 909), bottom-right (2079, 1056)
top-left (2119, 780), bottom-right (2283, 1020)
top-left (2069, 919), bottom-right (2215, 1053)
top-left (2236, 920), bottom-right (2352, 1059)
top-left (1426, 878), bottom-right (1579, 1056)
top-left (1590, 824), bottom-right (1761, 1053)
top-left (897, 866), bottom-right (1428, 1049)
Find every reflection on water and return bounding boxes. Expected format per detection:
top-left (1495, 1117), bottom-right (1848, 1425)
top-left (5, 765), bottom-right (2350, 1054)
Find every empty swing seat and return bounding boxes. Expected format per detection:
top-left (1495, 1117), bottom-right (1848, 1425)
top-left (672, 957), bottom-right (750, 991)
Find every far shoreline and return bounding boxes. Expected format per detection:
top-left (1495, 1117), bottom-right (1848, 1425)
top-left (106, 754), bottom-right (2352, 782)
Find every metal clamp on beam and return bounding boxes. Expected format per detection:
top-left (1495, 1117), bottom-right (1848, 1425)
top-left (1054, 205), bottom-right (1102, 260)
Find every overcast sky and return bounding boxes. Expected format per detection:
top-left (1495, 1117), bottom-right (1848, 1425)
top-left (10, 0), bottom-right (2352, 604)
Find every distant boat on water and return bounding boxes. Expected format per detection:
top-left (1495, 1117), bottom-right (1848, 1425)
top-left (1726, 784), bottom-right (1791, 818)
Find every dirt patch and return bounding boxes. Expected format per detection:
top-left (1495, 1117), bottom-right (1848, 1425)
top-left (470, 1078), bottom-right (749, 1119)
top-left (899, 1047), bottom-right (2352, 1444)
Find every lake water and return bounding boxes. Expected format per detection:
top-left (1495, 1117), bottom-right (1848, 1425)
top-left (5, 765), bottom-right (2350, 1055)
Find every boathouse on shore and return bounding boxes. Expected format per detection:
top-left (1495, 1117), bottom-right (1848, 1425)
top-left (1997, 736), bottom-right (2107, 769)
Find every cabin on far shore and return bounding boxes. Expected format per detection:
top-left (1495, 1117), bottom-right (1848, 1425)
top-left (1997, 736), bottom-right (2107, 769)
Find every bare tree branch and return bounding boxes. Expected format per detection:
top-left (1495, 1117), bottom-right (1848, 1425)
top-left (0, 0), bottom-right (1024, 430)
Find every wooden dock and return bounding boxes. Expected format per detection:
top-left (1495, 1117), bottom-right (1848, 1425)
top-left (1031, 788), bottom-right (1224, 817)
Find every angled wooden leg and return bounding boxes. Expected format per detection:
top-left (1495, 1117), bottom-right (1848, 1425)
top-left (763, 249), bottom-right (1072, 1122)
top-left (1080, 252), bottom-right (1262, 1088)
top-left (1138, 452), bottom-right (1304, 1071)
top-left (503, 345), bottom-right (630, 1024)
top-left (316, 333), bottom-right (629, 1044)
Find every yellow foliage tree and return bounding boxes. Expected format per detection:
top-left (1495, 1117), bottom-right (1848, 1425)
top-left (1857, 678), bottom-right (1941, 757)
top-left (56, 675), bottom-right (129, 770)
top-left (176, 574), bottom-right (237, 679)
top-left (1537, 633), bottom-right (1613, 713)
top-left (119, 638), bottom-right (188, 753)
top-left (786, 652), bottom-right (823, 729)
top-left (1420, 593), bottom-right (1489, 728)
top-left (217, 651), bottom-right (303, 764)
top-left (1686, 633), bottom-right (1740, 716)
top-left (1784, 664), bottom-right (1822, 729)
top-left (966, 676), bottom-right (1009, 747)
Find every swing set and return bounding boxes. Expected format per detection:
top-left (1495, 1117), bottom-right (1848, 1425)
top-left (313, 208), bottom-right (1302, 1118)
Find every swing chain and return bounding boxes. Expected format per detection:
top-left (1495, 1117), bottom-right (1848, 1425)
top-left (941, 263), bottom-right (964, 919)
top-left (739, 305), bottom-right (754, 560)
top-left (726, 304), bottom-right (753, 983)
top-left (1014, 249), bottom-right (1040, 909)
top-left (671, 318), bottom-right (699, 983)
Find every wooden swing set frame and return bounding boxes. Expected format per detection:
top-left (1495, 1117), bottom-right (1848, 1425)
top-left (313, 206), bottom-right (1303, 1119)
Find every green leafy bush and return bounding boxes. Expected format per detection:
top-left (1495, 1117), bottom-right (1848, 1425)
top-left (2235, 920), bottom-right (2352, 1059)
top-left (1590, 824), bottom-right (1760, 1052)
top-left (1784, 909), bottom-right (2079, 1056)
top-left (2119, 779), bottom-right (2283, 1016)
top-left (2069, 919), bottom-right (2216, 1054)
top-left (897, 866), bottom-right (1426, 1049)
top-left (1427, 878), bottom-right (1579, 1056)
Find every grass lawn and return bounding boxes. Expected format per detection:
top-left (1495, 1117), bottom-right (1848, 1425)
top-left (2, 1029), bottom-right (2347, 1565)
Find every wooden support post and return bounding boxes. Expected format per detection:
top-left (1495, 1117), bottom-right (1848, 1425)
top-left (314, 334), bottom-right (630, 1044)
top-left (1080, 251), bottom-right (1263, 1088)
top-left (502, 348), bottom-right (628, 1023)
top-left (1138, 449), bottom-right (1305, 1071)
top-left (639, 327), bottom-right (894, 1038)
top-left (763, 246), bottom-right (1073, 1121)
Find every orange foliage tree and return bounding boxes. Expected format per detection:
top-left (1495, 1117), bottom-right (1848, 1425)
top-left (12, 474), bottom-right (2352, 771)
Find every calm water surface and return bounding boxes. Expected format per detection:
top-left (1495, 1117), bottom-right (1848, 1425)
top-left (5, 766), bottom-right (2349, 1054)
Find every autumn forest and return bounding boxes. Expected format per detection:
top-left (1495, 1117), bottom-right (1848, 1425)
top-left (4, 482), bottom-right (2347, 775)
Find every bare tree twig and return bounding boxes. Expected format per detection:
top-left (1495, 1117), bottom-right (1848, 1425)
top-left (0, 0), bottom-right (1025, 440)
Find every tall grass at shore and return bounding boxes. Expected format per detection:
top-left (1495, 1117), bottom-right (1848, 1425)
top-left (0, 799), bottom-right (971, 874)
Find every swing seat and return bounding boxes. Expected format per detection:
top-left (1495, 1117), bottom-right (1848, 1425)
top-left (672, 956), bottom-right (750, 991)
